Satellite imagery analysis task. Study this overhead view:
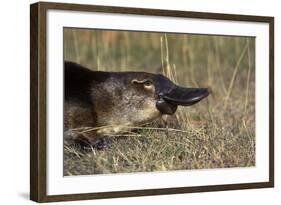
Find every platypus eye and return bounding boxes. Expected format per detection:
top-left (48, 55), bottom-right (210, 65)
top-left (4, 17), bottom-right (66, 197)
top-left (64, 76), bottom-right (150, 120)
top-left (143, 80), bottom-right (152, 86)
top-left (132, 79), bottom-right (154, 91)
top-left (143, 80), bottom-right (154, 91)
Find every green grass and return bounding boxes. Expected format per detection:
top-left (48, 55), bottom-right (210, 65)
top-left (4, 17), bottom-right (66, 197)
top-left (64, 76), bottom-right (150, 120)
top-left (63, 28), bottom-right (255, 175)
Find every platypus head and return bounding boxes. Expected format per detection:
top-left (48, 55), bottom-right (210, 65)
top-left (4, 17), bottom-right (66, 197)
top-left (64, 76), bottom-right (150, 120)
top-left (130, 73), bottom-right (209, 115)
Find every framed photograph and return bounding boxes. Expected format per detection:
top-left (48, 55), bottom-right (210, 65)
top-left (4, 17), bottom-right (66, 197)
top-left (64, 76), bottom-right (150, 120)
top-left (30, 1), bottom-right (274, 202)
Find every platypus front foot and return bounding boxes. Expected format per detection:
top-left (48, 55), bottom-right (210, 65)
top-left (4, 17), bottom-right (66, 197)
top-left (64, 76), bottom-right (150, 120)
top-left (88, 137), bottom-right (112, 150)
top-left (64, 130), bottom-right (112, 150)
top-left (73, 136), bottom-right (112, 150)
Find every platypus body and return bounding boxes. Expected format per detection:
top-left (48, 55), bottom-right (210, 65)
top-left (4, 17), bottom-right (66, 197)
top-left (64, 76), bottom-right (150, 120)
top-left (64, 62), bottom-right (209, 149)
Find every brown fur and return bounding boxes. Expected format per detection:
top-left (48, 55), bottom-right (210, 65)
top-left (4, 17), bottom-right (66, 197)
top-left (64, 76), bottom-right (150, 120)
top-left (64, 62), bottom-right (161, 148)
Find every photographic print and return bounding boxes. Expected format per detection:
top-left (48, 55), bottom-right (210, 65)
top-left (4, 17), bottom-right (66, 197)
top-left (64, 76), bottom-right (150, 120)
top-left (63, 28), bottom-right (255, 176)
top-left (30, 2), bottom-right (273, 202)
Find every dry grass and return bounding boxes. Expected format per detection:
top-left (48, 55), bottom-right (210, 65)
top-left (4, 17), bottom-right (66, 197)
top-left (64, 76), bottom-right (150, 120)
top-left (63, 28), bottom-right (255, 175)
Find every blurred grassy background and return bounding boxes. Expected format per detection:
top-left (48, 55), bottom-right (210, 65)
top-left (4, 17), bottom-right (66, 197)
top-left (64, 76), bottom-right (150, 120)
top-left (63, 28), bottom-right (255, 175)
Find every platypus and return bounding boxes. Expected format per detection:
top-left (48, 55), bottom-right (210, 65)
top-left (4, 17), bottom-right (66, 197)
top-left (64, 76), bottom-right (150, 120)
top-left (64, 61), bottom-right (209, 149)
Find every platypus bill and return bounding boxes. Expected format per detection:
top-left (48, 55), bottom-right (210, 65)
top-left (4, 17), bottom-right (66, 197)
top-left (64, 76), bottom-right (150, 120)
top-left (64, 61), bottom-right (209, 149)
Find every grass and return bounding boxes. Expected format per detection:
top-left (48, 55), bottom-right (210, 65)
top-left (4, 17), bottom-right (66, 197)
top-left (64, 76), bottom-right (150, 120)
top-left (63, 28), bottom-right (255, 175)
